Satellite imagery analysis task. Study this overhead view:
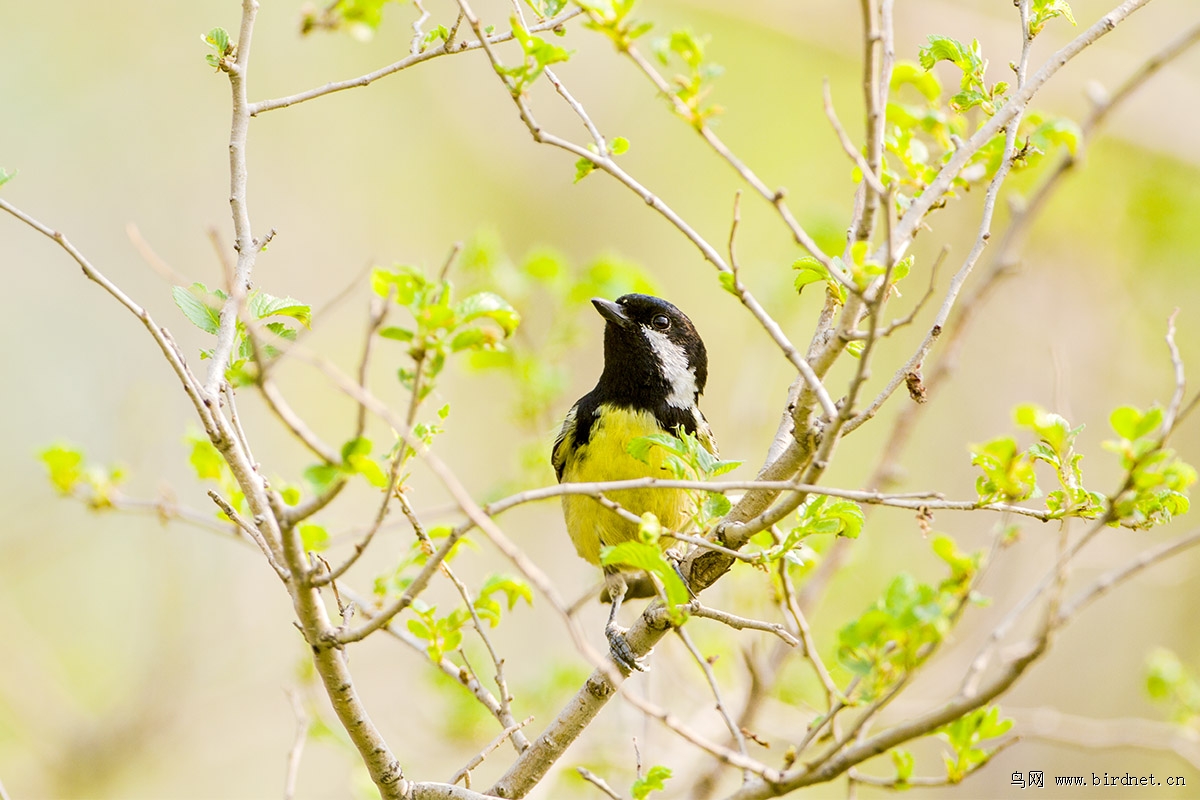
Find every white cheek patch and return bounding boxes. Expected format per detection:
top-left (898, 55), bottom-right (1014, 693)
top-left (642, 328), bottom-right (698, 409)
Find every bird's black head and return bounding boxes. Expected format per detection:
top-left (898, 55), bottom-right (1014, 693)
top-left (591, 293), bottom-right (708, 410)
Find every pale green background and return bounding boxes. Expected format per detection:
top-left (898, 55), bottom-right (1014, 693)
top-left (2, 0), bottom-right (1199, 797)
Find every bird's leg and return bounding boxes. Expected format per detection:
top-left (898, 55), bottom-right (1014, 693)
top-left (604, 572), bottom-right (648, 673)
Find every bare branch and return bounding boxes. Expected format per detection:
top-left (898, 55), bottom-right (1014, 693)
top-left (453, 0), bottom-right (838, 422)
top-left (341, 588), bottom-right (524, 748)
top-left (208, 491), bottom-right (289, 582)
top-left (1057, 526), bottom-right (1200, 624)
top-left (1013, 707), bottom-right (1200, 769)
top-left (250, 9), bottom-right (583, 116)
top-left (1163, 308), bottom-right (1187, 432)
top-left (283, 688), bottom-right (309, 800)
top-left (779, 563), bottom-right (839, 708)
top-left (847, 736), bottom-right (1018, 787)
top-left (688, 602), bottom-right (799, 647)
top-left (675, 626), bottom-right (750, 776)
top-left (822, 79), bottom-right (886, 197)
top-left (410, 0), bottom-right (431, 56)
top-left (576, 768), bottom-right (623, 800)
top-left (0, 198), bottom-right (216, 433)
top-left (311, 449), bottom-right (404, 588)
top-left (891, 0), bottom-right (1155, 259)
top-left (400, 493), bottom-right (525, 746)
top-left (618, 686), bottom-right (780, 781)
top-left (205, 0), bottom-right (264, 397)
top-left (450, 716), bottom-right (534, 787)
top-left (612, 36), bottom-right (850, 286)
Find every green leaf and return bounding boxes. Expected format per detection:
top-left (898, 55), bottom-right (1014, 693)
top-left (347, 453), bottom-right (389, 488)
top-left (172, 283), bottom-right (224, 335)
top-left (631, 765), bottom-right (672, 800)
top-left (702, 492), bottom-right (732, 520)
top-left (407, 618), bottom-right (431, 640)
top-left (187, 432), bottom-right (226, 481)
top-left (919, 35), bottom-right (969, 72)
top-left (478, 574), bottom-right (534, 613)
top-left (422, 24), bottom-right (450, 46)
top-left (718, 271), bottom-right (738, 296)
top-left (1030, 0), bottom-right (1076, 36)
top-left (891, 61), bottom-right (941, 101)
top-left (40, 443), bottom-right (85, 494)
top-left (449, 329), bottom-right (489, 352)
top-left (303, 463), bottom-right (342, 494)
top-left (601, 531), bottom-right (689, 614)
top-left (203, 27), bottom-right (231, 55)
top-left (792, 257), bottom-right (830, 293)
top-left (456, 291), bottom-right (521, 337)
top-left (249, 291), bottom-right (312, 327)
top-left (341, 437), bottom-right (372, 461)
top-left (299, 523), bottom-right (330, 551)
top-left (379, 326), bottom-right (414, 342)
top-left (574, 157), bottom-right (597, 183)
top-left (0, 168), bottom-right (15, 188)
top-left (1110, 405), bottom-right (1163, 440)
top-left (610, 136), bottom-right (630, 155)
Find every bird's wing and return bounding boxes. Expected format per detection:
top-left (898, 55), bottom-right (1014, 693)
top-left (551, 403), bottom-right (579, 483)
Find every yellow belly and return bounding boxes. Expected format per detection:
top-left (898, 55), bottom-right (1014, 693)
top-left (560, 405), bottom-right (689, 565)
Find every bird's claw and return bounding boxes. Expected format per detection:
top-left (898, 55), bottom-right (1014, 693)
top-left (606, 623), bottom-right (648, 673)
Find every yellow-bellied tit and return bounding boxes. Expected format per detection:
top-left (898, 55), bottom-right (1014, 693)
top-left (552, 294), bottom-right (718, 672)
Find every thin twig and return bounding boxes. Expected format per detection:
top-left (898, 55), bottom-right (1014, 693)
top-left (1, 199), bottom-right (216, 433)
top-left (1163, 309), bottom-right (1186, 432)
top-left (251, 9), bottom-right (583, 115)
top-left (259, 379), bottom-right (340, 464)
top-left (618, 686), bottom-right (780, 781)
top-left (410, 0), bottom-right (430, 56)
top-left (208, 490), bottom-right (290, 582)
top-left (576, 768), bottom-right (623, 800)
top-left (456, 0), bottom-right (839, 421)
top-left (356, 290), bottom-right (391, 438)
top-left (311, 448), bottom-right (404, 588)
top-left (126, 223), bottom-right (194, 286)
top-left (205, 0), bottom-right (264, 397)
top-left (611, 35), bottom-right (849, 286)
top-left (847, 737), bottom-right (1019, 786)
top-left (284, 688), bottom-right (310, 800)
top-left (450, 716), bottom-right (534, 787)
top-left (675, 627), bottom-right (750, 777)
top-left (822, 79), bottom-right (886, 196)
top-left (341, 589), bottom-right (527, 752)
top-left (399, 493), bottom-right (522, 739)
top-left (891, 0), bottom-right (1154, 261)
top-left (688, 602), bottom-right (799, 647)
top-left (1012, 707), bottom-right (1200, 769)
top-left (1057, 526), bottom-right (1200, 624)
top-left (778, 562), bottom-right (839, 708)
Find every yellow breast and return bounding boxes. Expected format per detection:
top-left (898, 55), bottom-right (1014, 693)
top-left (560, 404), bottom-right (690, 565)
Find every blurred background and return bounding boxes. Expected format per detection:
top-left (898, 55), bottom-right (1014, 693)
top-left (2, 0), bottom-right (1199, 797)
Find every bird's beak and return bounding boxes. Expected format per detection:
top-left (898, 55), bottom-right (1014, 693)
top-left (591, 297), bottom-right (632, 328)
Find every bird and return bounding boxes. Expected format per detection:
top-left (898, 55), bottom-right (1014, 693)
top-left (552, 293), bottom-right (718, 672)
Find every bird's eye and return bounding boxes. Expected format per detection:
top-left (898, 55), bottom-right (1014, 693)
top-left (651, 314), bottom-right (671, 330)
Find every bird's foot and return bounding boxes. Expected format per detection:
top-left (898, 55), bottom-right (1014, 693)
top-left (606, 622), bottom-right (649, 673)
